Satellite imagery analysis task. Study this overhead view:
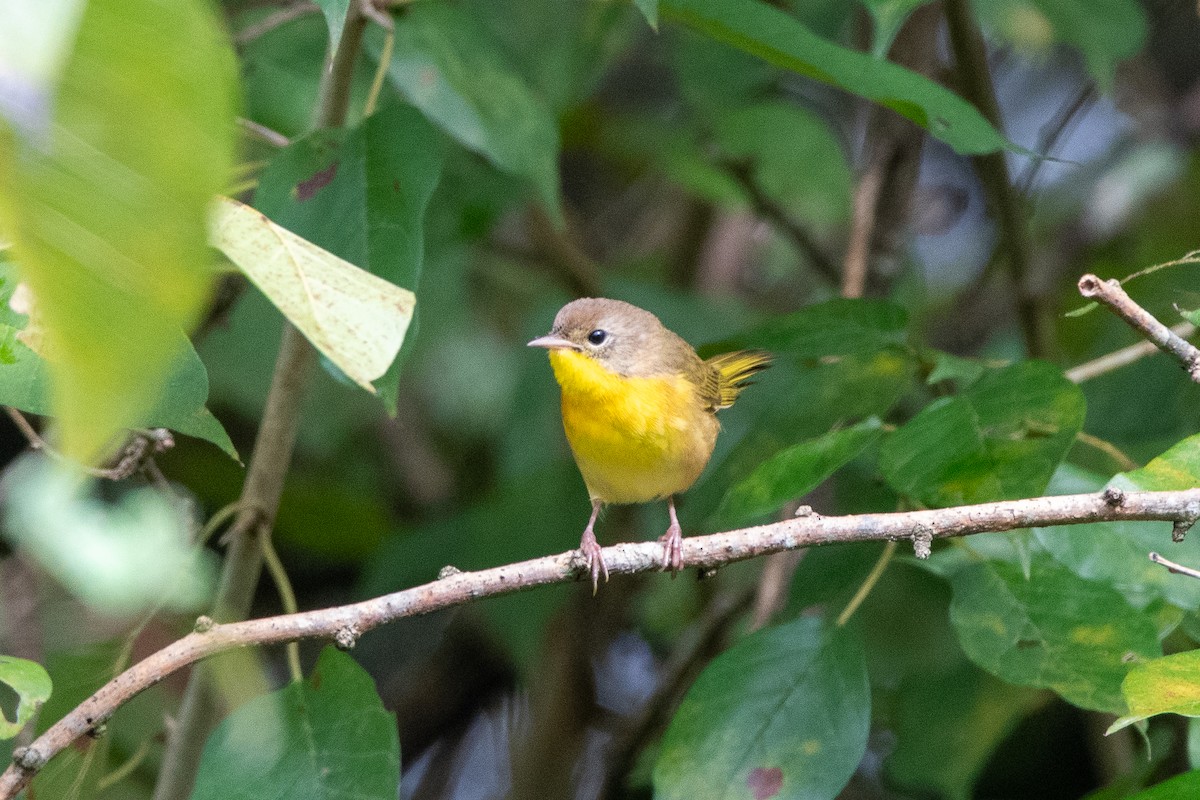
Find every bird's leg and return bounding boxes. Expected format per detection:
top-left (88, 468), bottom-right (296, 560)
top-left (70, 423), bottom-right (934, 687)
top-left (658, 496), bottom-right (684, 574)
top-left (580, 499), bottom-right (608, 594)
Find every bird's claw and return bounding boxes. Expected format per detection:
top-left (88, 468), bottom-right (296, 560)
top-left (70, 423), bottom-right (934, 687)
top-left (580, 534), bottom-right (608, 595)
top-left (658, 522), bottom-right (683, 575)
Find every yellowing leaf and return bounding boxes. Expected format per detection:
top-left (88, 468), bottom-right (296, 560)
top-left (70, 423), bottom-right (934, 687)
top-left (1110, 649), bottom-right (1200, 734)
top-left (209, 197), bottom-right (415, 393)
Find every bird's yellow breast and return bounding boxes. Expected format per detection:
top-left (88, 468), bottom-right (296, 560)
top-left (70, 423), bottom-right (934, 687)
top-left (548, 349), bottom-right (719, 504)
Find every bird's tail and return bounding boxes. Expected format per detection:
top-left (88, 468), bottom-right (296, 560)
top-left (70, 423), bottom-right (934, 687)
top-left (706, 349), bottom-right (772, 409)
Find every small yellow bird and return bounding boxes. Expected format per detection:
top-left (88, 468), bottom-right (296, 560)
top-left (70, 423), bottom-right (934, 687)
top-left (529, 298), bottom-right (770, 590)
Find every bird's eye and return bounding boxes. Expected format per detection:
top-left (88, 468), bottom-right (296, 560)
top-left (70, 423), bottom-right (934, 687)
top-left (587, 329), bottom-right (608, 346)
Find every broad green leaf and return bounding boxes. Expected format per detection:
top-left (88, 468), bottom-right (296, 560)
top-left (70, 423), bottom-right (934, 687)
top-left (1, 454), bottom-right (216, 615)
top-left (191, 647), bottom-right (400, 800)
top-left (860, 0), bottom-right (936, 57)
top-left (949, 557), bottom-right (1160, 713)
top-left (313, 0), bottom-right (350, 55)
top-left (0, 0), bottom-right (238, 462)
top-left (887, 664), bottom-right (1045, 800)
top-left (654, 616), bottom-right (869, 800)
top-left (661, 0), bottom-right (1011, 155)
top-left (635, 0), bottom-right (659, 30)
top-left (249, 102), bottom-right (443, 409)
top-left (1124, 772), bottom-right (1200, 800)
top-left (381, 3), bottom-right (562, 220)
top-left (0, 265), bottom-right (237, 458)
top-left (1118, 433), bottom-right (1200, 490)
top-left (881, 361), bottom-right (1085, 507)
top-left (925, 351), bottom-right (988, 387)
top-left (972, 0), bottom-right (1145, 89)
top-left (0, 0), bottom-right (86, 135)
top-left (0, 656), bottom-right (51, 739)
top-left (210, 196), bottom-right (416, 395)
top-left (718, 418), bottom-right (883, 525)
top-left (1035, 465), bottom-right (1200, 611)
top-left (1111, 650), bottom-right (1200, 733)
top-left (704, 298), bottom-right (909, 360)
top-left (714, 101), bottom-right (851, 227)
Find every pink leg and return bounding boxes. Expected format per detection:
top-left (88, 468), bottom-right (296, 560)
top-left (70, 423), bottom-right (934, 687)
top-left (580, 499), bottom-right (608, 594)
top-left (658, 497), bottom-right (684, 574)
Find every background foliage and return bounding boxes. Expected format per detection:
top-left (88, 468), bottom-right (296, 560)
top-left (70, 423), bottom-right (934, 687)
top-left (2, 0), bottom-right (1200, 798)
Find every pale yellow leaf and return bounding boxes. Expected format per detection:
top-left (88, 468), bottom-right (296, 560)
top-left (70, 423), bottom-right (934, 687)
top-left (208, 196), bottom-right (415, 392)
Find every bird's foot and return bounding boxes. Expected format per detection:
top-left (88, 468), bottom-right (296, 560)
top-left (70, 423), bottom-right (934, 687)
top-left (580, 526), bottom-right (608, 595)
top-left (658, 521), bottom-right (683, 575)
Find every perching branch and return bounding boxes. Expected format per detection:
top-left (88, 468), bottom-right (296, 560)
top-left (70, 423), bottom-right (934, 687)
top-left (4, 487), bottom-right (1200, 797)
top-left (1077, 274), bottom-right (1200, 383)
top-left (1065, 321), bottom-right (1198, 384)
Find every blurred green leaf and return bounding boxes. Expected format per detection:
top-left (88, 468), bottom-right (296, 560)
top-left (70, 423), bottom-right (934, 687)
top-left (949, 556), bottom-right (1160, 713)
top-left (192, 647), bottom-right (400, 800)
top-left (1036, 465), bottom-right (1200, 611)
top-left (1124, 772), bottom-right (1200, 800)
top-left (706, 298), bottom-right (909, 359)
top-left (926, 350), bottom-right (989, 387)
top-left (211, 196), bottom-right (416, 396)
top-left (0, 454), bottom-right (216, 615)
top-left (661, 0), bottom-right (1012, 155)
top-left (0, 0), bottom-right (238, 462)
top-left (860, 0), bottom-right (936, 57)
top-left (635, 0), bottom-right (659, 29)
top-left (718, 417), bottom-right (883, 525)
top-left (1111, 649), bottom-right (1200, 733)
top-left (881, 361), bottom-right (1085, 507)
top-left (887, 664), bottom-right (1045, 800)
top-left (972, 0), bottom-right (1145, 89)
top-left (654, 616), bottom-right (869, 800)
top-left (714, 101), bottom-right (851, 227)
top-left (248, 102), bottom-right (443, 409)
top-left (1118, 432), bottom-right (1200, 490)
top-left (0, 656), bottom-right (51, 739)
top-left (380, 3), bottom-right (561, 220)
top-left (314, 0), bottom-right (350, 55)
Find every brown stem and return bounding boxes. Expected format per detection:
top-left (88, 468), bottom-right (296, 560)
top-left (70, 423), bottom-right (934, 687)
top-left (7, 487), bottom-right (1200, 797)
top-left (1065, 321), bottom-right (1197, 383)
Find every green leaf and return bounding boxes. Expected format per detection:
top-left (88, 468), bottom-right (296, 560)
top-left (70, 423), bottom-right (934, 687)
top-left (1111, 650), bottom-right (1200, 733)
top-left (1124, 772), bottom-right (1200, 800)
top-left (949, 557), bottom-right (1161, 713)
top-left (886, 664), bottom-right (1045, 800)
top-left (1118, 433), bottom-right (1200, 491)
top-left (661, 0), bottom-right (1011, 155)
top-left (714, 101), bottom-right (851, 227)
top-left (1, 454), bottom-right (217, 615)
top-left (380, 3), bottom-right (561, 221)
top-left (654, 616), bottom-right (869, 800)
top-left (192, 647), bottom-right (400, 800)
top-left (313, 0), bottom-right (350, 56)
top-left (0, 0), bottom-right (238, 462)
top-left (212, 196), bottom-right (416, 397)
top-left (860, 0), bottom-right (936, 57)
top-left (250, 102), bottom-right (443, 410)
top-left (972, 0), bottom-right (1145, 89)
top-left (0, 656), bottom-right (51, 740)
top-left (705, 298), bottom-right (909, 359)
top-left (718, 418), bottom-right (883, 525)
top-left (881, 361), bottom-right (1086, 507)
top-left (1035, 465), bottom-right (1200, 611)
top-left (635, 0), bottom-right (659, 29)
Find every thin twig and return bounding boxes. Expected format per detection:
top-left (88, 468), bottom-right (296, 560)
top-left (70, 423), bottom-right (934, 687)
top-left (3, 407), bottom-right (45, 450)
top-left (836, 540), bottom-right (896, 626)
top-left (1077, 275), bottom-right (1200, 383)
top-left (1149, 551), bottom-right (1200, 581)
top-left (237, 118), bottom-right (291, 149)
top-left (842, 153), bottom-right (887, 299)
top-left (1017, 84), bottom-right (1096, 199)
top-left (1074, 431), bottom-right (1139, 472)
top-left (361, 0), bottom-right (393, 117)
top-left (1065, 322), bottom-right (1197, 383)
top-left (233, 2), bottom-right (319, 46)
top-left (6, 487), bottom-right (1200, 797)
top-left (259, 537), bottom-right (303, 683)
top-left (722, 162), bottom-right (841, 287)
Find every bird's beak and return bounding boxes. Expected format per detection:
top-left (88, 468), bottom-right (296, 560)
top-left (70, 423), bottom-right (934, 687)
top-left (527, 334), bottom-right (580, 350)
